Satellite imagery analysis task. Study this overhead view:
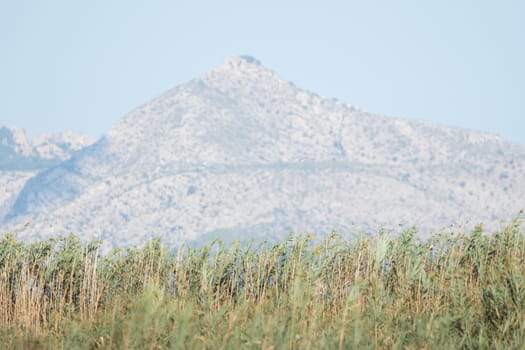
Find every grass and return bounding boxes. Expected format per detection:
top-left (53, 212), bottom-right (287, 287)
top-left (1, 215), bottom-right (524, 349)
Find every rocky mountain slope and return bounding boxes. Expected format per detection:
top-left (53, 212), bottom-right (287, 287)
top-left (0, 126), bottom-right (94, 219)
top-left (2, 56), bottom-right (524, 246)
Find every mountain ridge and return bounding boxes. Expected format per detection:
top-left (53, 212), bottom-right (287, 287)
top-left (0, 125), bottom-right (95, 170)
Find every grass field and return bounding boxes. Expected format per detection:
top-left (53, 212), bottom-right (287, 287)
top-left (1, 216), bottom-right (524, 349)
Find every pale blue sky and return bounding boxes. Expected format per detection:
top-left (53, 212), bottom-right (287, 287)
top-left (1, 1), bottom-right (524, 144)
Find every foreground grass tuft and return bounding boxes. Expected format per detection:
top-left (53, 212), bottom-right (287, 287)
top-left (1, 216), bottom-right (525, 349)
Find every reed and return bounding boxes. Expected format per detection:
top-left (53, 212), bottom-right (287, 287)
top-left (0, 215), bottom-right (524, 349)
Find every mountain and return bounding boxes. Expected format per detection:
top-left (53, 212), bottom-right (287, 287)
top-left (0, 126), bottom-right (95, 219)
top-left (31, 131), bottom-right (96, 161)
top-left (2, 56), bottom-right (524, 246)
top-left (0, 126), bottom-right (95, 170)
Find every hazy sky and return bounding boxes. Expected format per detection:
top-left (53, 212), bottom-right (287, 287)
top-left (1, 1), bottom-right (524, 144)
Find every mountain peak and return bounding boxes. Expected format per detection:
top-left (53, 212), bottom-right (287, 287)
top-left (199, 55), bottom-right (287, 98)
top-left (0, 126), bottom-right (33, 157)
top-left (209, 55), bottom-right (275, 80)
top-left (225, 55), bottom-right (262, 66)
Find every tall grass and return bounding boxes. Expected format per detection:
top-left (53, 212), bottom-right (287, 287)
top-left (1, 216), bottom-right (524, 349)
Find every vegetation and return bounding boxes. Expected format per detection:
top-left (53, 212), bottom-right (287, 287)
top-left (1, 216), bottom-right (525, 349)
